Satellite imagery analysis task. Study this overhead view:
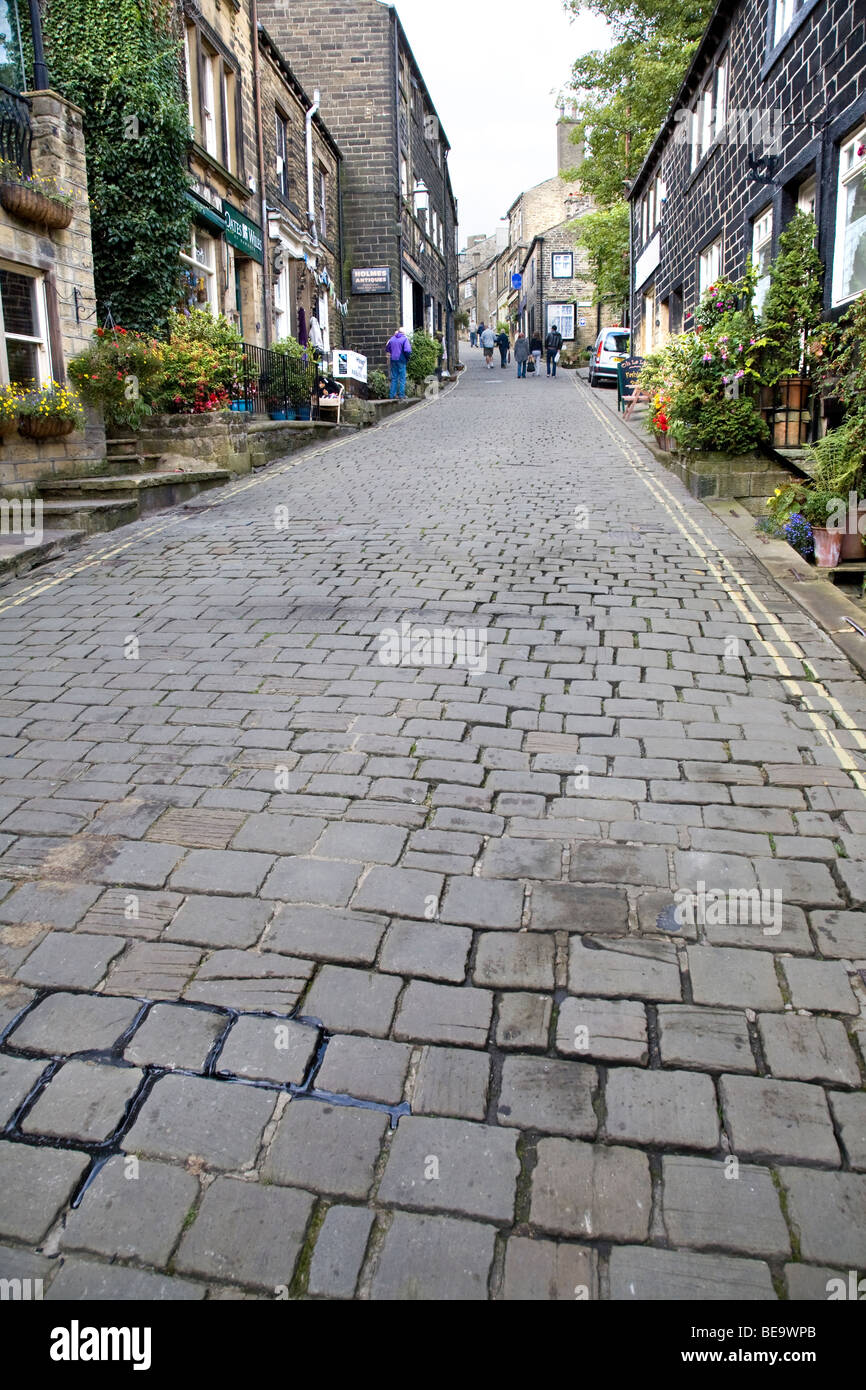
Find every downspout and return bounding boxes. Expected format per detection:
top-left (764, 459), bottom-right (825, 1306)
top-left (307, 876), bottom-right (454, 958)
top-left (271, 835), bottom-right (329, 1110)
top-left (28, 0), bottom-right (49, 90)
top-left (250, 4), bottom-right (271, 346)
top-left (306, 88), bottom-right (320, 247)
top-left (337, 154), bottom-right (345, 348)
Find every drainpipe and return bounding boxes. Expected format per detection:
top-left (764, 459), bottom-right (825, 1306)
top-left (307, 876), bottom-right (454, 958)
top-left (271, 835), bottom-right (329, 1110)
top-left (250, 4), bottom-right (270, 346)
top-left (306, 88), bottom-right (320, 247)
top-left (28, 0), bottom-right (49, 90)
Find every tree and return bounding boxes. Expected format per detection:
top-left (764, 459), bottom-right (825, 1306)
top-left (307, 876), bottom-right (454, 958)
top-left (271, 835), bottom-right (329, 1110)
top-left (560, 0), bottom-right (714, 308)
top-left (573, 204), bottom-right (630, 310)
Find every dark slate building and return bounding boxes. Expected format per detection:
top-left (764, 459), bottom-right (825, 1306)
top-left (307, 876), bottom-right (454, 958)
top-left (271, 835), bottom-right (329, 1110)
top-left (628, 0), bottom-right (866, 356)
top-left (259, 0), bottom-right (460, 370)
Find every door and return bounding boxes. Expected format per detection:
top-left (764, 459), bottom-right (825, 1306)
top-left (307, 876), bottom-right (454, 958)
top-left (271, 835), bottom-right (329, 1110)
top-left (234, 262), bottom-right (243, 338)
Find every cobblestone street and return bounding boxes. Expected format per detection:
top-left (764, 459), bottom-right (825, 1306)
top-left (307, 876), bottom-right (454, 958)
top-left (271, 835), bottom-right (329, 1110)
top-left (0, 351), bottom-right (865, 1301)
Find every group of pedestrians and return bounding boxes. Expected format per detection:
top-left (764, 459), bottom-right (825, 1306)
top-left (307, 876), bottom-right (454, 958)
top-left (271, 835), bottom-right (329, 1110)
top-left (473, 321), bottom-right (564, 378)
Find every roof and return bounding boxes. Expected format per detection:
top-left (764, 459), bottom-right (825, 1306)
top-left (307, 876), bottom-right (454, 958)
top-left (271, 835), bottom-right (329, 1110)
top-left (628, 0), bottom-right (738, 200)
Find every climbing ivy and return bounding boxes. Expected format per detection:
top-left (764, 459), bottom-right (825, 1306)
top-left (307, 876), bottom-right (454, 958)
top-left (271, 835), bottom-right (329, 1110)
top-left (40, 0), bottom-right (191, 331)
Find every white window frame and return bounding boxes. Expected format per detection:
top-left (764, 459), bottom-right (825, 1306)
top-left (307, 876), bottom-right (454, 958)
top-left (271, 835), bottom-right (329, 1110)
top-left (201, 49), bottom-right (217, 157)
top-left (276, 112), bottom-right (289, 200)
top-left (180, 228), bottom-right (219, 316)
top-left (832, 125), bottom-right (866, 307)
top-left (752, 206), bottom-right (774, 315)
top-left (318, 167), bottom-right (327, 238)
top-left (547, 302), bottom-right (575, 340)
top-left (698, 236), bottom-right (723, 297)
top-left (773, 0), bottom-right (801, 45)
top-left (183, 26), bottom-right (195, 130)
top-left (552, 252), bottom-right (574, 279)
top-left (0, 262), bottom-right (52, 387)
top-left (714, 52), bottom-right (729, 139)
top-left (318, 293), bottom-right (330, 355)
top-left (797, 174), bottom-right (817, 217)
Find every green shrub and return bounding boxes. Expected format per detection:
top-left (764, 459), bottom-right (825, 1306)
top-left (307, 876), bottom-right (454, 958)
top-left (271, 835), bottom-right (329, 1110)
top-left (367, 370), bottom-right (389, 400)
top-left (407, 330), bottom-right (440, 384)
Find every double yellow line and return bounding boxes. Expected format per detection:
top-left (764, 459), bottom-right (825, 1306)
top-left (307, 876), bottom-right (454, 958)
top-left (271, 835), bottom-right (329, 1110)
top-left (576, 378), bottom-right (866, 797)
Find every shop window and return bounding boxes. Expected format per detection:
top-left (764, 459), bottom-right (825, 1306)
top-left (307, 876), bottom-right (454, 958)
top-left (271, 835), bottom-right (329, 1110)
top-left (0, 265), bottom-right (51, 387)
top-left (698, 235), bottom-right (723, 297)
top-left (180, 228), bottom-right (219, 316)
top-left (547, 303), bottom-right (575, 340)
top-left (276, 112), bottom-right (289, 200)
top-left (832, 126), bottom-right (866, 306)
top-left (752, 206), bottom-right (773, 314)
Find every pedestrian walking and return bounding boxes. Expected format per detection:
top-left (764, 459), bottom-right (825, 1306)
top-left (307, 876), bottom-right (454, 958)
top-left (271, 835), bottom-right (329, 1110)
top-left (480, 324), bottom-right (496, 368)
top-left (386, 327), bottom-right (412, 399)
top-left (545, 326), bottom-right (563, 377)
top-left (530, 333), bottom-right (543, 376)
top-left (514, 332), bottom-right (530, 379)
top-left (469, 326), bottom-right (477, 348)
top-left (477, 322), bottom-right (485, 348)
top-left (496, 328), bottom-right (510, 369)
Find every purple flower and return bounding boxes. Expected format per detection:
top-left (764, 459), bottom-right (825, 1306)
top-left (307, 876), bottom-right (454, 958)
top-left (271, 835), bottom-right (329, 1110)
top-left (703, 352), bottom-right (712, 361)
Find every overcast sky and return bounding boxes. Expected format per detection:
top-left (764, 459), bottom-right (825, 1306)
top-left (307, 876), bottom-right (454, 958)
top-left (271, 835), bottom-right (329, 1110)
top-left (387, 0), bottom-right (610, 240)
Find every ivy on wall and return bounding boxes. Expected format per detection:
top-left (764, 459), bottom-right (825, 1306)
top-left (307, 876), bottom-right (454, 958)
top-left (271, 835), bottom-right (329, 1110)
top-left (41, 0), bottom-right (191, 331)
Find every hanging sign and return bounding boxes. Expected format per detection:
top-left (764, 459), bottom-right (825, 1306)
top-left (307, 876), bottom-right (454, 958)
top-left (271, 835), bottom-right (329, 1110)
top-left (222, 201), bottom-right (264, 263)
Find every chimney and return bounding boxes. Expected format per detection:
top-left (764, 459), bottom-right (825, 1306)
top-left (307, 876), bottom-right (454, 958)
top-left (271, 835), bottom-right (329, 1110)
top-left (557, 113), bottom-right (584, 178)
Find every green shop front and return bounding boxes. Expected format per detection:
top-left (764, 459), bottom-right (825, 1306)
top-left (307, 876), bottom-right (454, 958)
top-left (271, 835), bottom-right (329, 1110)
top-left (182, 190), bottom-right (264, 343)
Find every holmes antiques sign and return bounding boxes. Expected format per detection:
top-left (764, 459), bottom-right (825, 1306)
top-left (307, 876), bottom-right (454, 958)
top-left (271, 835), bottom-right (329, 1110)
top-left (333, 350), bottom-right (368, 384)
top-left (222, 201), bottom-right (264, 263)
top-left (352, 267), bottom-right (392, 295)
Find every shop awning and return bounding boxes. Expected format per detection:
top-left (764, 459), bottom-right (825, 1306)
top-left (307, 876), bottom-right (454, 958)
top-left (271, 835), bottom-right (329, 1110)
top-left (185, 191), bottom-right (226, 236)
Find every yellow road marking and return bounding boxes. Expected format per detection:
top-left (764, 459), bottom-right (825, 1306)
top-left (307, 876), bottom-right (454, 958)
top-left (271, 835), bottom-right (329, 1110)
top-left (575, 378), bottom-right (866, 796)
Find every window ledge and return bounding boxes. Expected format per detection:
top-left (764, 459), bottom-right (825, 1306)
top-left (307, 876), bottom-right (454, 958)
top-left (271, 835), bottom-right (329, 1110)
top-left (685, 137), bottom-right (722, 192)
top-left (190, 142), bottom-right (249, 201)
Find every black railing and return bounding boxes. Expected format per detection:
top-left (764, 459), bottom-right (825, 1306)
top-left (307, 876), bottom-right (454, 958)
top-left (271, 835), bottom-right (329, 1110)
top-left (0, 85), bottom-right (32, 175)
top-left (231, 341), bottom-right (321, 422)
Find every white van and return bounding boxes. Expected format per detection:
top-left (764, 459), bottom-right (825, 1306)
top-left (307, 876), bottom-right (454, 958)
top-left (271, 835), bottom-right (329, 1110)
top-left (588, 327), bottom-right (631, 386)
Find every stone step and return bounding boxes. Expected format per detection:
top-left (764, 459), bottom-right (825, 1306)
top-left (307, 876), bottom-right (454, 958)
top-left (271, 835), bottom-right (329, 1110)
top-left (37, 469), bottom-right (232, 525)
top-left (39, 499), bottom-right (139, 535)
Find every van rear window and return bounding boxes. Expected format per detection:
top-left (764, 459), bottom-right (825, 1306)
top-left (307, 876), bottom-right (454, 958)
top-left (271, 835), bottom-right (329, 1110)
top-left (604, 333), bottom-right (630, 352)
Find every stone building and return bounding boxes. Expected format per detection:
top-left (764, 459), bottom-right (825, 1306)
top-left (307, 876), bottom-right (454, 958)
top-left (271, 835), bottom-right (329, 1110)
top-left (628, 0), bottom-right (866, 354)
top-left (458, 228), bottom-right (507, 335)
top-left (260, 0), bottom-right (460, 370)
top-left (179, 0), bottom-right (343, 350)
top-left (0, 67), bottom-right (104, 488)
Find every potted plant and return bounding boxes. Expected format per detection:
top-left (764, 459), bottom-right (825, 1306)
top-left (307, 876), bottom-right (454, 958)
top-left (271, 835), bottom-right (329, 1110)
top-left (17, 381), bottom-right (84, 439)
top-left (760, 212), bottom-right (824, 428)
top-left (288, 368), bottom-right (313, 420)
top-left (0, 160), bottom-right (74, 230)
top-left (799, 487), bottom-right (846, 568)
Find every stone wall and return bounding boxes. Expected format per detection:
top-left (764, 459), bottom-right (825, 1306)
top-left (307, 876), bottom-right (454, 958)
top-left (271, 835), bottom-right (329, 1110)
top-left (0, 90), bottom-right (105, 490)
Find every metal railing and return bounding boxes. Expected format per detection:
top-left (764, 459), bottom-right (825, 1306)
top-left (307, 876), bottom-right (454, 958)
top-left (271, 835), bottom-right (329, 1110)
top-left (231, 341), bottom-right (321, 421)
top-left (0, 85), bottom-right (31, 175)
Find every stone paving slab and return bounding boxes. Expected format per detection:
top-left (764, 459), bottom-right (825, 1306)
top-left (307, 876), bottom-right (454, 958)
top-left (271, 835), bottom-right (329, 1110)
top-left (2, 353), bottom-right (866, 1300)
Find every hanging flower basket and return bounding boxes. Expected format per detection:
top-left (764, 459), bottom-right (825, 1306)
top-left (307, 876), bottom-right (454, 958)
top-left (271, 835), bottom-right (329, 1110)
top-left (0, 182), bottom-right (73, 230)
top-left (18, 416), bottom-right (76, 440)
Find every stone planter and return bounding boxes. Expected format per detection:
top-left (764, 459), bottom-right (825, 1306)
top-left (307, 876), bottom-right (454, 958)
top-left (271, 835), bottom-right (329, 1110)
top-left (813, 526), bottom-right (842, 568)
top-left (0, 182), bottom-right (73, 230)
top-left (778, 375), bottom-right (809, 411)
top-left (18, 416), bottom-right (76, 440)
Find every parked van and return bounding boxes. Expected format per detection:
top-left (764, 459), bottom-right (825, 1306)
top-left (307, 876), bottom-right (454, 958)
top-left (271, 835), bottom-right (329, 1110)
top-left (588, 327), bottom-right (631, 386)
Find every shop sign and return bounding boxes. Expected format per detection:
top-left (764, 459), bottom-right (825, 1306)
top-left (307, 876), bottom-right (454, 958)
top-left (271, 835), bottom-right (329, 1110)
top-left (222, 201), bottom-right (264, 263)
top-left (352, 267), bottom-right (392, 295)
top-left (333, 350), bottom-right (368, 383)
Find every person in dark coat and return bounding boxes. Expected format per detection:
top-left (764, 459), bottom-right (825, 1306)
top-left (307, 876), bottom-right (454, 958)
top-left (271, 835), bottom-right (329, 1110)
top-left (530, 333), bottom-right (543, 375)
top-left (496, 329), bottom-right (510, 368)
top-left (545, 326), bottom-right (563, 376)
top-left (514, 332), bottom-right (530, 379)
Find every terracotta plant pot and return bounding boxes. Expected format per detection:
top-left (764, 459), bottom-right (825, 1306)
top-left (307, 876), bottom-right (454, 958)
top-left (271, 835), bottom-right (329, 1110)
top-left (0, 182), bottom-right (73, 230)
top-left (812, 527), bottom-right (842, 568)
top-left (840, 504), bottom-right (866, 561)
top-left (777, 376), bottom-right (809, 411)
top-left (18, 416), bottom-right (76, 440)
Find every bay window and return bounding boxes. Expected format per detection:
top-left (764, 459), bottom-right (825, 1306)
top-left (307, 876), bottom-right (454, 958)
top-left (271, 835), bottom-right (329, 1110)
top-left (832, 126), bottom-right (866, 306)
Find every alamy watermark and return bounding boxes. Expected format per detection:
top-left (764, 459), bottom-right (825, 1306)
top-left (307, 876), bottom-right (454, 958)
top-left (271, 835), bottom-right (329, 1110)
top-left (377, 622), bottom-right (488, 673)
top-left (674, 880), bottom-right (782, 935)
top-left (0, 497), bottom-right (43, 547)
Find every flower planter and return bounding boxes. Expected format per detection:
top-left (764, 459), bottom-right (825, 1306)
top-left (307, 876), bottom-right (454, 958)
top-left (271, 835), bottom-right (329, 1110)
top-left (772, 413), bottom-right (810, 447)
top-left (654, 432), bottom-right (670, 453)
top-left (296, 406), bottom-right (312, 421)
top-left (18, 416), bottom-right (76, 440)
top-left (840, 505), bottom-right (866, 561)
top-left (812, 526), bottom-right (842, 568)
top-left (0, 183), bottom-right (73, 230)
top-left (230, 401), bottom-right (252, 414)
top-left (0, 417), bottom-right (18, 440)
top-left (269, 410), bottom-right (288, 421)
top-left (777, 375), bottom-right (809, 411)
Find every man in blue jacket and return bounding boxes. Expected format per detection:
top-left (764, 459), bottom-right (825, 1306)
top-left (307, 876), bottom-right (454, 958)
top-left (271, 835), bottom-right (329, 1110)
top-left (386, 328), bottom-right (412, 399)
